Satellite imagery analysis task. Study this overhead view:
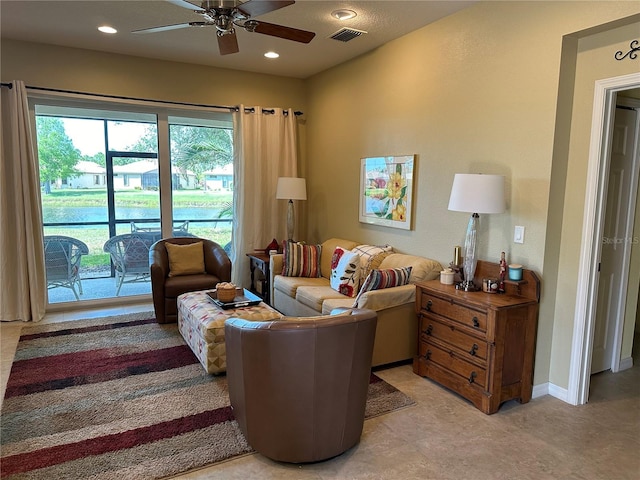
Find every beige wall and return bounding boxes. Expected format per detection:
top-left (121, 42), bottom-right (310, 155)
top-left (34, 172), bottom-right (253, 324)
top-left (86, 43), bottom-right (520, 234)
top-left (305, 1), bottom-right (640, 387)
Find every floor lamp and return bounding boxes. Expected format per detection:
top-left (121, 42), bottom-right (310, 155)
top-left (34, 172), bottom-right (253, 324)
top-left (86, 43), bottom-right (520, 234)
top-left (276, 177), bottom-right (307, 241)
top-left (448, 174), bottom-right (505, 291)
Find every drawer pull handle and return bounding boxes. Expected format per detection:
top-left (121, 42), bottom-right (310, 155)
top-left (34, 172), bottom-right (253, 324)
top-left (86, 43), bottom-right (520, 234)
top-left (423, 325), bottom-right (433, 336)
top-left (469, 343), bottom-right (478, 356)
top-left (424, 349), bottom-right (432, 360)
top-left (472, 316), bottom-right (480, 328)
top-left (468, 371), bottom-right (477, 384)
top-left (426, 300), bottom-right (432, 311)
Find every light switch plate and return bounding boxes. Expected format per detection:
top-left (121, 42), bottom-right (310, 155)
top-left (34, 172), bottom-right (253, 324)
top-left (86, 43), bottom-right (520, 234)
top-left (514, 226), bottom-right (525, 244)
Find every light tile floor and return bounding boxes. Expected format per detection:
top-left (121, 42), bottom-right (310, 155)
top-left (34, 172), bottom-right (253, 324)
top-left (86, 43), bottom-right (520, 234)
top-left (1, 310), bottom-right (639, 480)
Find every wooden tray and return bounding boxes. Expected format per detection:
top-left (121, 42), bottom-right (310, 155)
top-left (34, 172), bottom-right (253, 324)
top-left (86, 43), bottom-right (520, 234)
top-left (207, 288), bottom-right (261, 309)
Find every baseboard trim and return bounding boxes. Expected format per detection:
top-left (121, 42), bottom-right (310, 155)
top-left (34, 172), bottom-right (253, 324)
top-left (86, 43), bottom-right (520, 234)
top-left (532, 382), bottom-right (570, 404)
top-left (619, 356), bottom-right (634, 371)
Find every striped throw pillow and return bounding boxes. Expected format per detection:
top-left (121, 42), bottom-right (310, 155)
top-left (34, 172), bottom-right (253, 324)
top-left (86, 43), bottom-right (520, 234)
top-left (281, 241), bottom-right (322, 277)
top-left (352, 266), bottom-right (413, 305)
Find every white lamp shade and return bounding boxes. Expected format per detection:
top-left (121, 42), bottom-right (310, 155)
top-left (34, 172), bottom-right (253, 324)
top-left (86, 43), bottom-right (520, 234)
top-left (448, 174), bottom-right (506, 214)
top-left (276, 177), bottom-right (307, 200)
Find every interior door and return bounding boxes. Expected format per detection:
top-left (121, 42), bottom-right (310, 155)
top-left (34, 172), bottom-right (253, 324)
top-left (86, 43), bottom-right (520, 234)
top-left (591, 105), bottom-right (638, 374)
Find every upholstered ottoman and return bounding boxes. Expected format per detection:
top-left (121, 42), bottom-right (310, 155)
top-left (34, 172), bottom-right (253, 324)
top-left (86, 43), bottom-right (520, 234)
top-left (177, 289), bottom-right (282, 374)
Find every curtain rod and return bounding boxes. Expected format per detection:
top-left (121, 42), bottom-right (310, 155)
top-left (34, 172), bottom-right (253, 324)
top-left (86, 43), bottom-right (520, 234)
top-left (0, 82), bottom-right (303, 116)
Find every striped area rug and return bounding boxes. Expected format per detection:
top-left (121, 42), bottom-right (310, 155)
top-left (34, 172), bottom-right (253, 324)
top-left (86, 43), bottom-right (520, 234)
top-left (1, 313), bottom-right (415, 479)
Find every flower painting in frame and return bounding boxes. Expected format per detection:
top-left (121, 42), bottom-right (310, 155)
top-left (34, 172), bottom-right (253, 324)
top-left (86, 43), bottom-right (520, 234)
top-left (359, 155), bottom-right (415, 230)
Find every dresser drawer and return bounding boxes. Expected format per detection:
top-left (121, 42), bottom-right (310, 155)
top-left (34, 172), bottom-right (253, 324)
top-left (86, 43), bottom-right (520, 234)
top-left (420, 292), bottom-right (487, 333)
top-left (413, 357), bottom-right (487, 411)
top-left (417, 340), bottom-right (487, 389)
top-left (419, 315), bottom-right (488, 361)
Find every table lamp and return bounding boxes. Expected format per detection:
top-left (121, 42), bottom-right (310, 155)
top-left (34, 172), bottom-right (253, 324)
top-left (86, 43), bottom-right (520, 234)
top-left (448, 173), bottom-right (505, 291)
top-left (276, 177), bottom-right (307, 241)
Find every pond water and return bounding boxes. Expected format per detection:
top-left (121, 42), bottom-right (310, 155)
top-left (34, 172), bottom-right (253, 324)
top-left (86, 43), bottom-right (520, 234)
top-left (43, 206), bottom-right (224, 223)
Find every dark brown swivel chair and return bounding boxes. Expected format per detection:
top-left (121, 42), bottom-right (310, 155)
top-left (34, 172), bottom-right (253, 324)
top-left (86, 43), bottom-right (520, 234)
top-left (224, 308), bottom-right (378, 463)
top-left (150, 237), bottom-right (231, 324)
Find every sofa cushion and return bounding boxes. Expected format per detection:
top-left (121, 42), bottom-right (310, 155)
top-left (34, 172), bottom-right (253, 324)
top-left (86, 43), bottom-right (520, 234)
top-left (274, 275), bottom-right (329, 298)
top-left (353, 244), bottom-right (394, 284)
top-left (322, 297), bottom-right (359, 314)
top-left (281, 308), bottom-right (353, 322)
top-left (320, 238), bottom-right (358, 278)
top-left (379, 253), bottom-right (442, 283)
top-left (330, 247), bottom-right (361, 297)
top-left (352, 284), bottom-right (416, 310)
top-left (296, 285), bottom-right (347, 312)
top-left (282, 241), bottom-right (322, 277)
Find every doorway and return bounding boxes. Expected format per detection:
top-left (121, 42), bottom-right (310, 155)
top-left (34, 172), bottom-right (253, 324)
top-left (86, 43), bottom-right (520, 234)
top-left (569, 73), bottom-right (640, 406)
top-left (591, 94), bottom-right (640, 376)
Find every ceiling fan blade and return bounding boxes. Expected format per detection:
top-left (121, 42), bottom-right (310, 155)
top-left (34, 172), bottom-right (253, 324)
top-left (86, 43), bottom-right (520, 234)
top-left (253, 21), bottom-right (315, 43)
top-left (133, 22), bottom-right (211, 34)
top-left (218, 32), bottom-right (240, 55)
top-left (167, 0), bottom-right (205, 11)
top-left (133, 23), bottom-right (195, 34)
top-left (238, 0), bottom-right (295, 18)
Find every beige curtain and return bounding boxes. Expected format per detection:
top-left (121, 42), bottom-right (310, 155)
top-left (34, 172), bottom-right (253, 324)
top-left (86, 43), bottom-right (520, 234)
top-left (0, 81), bottom-right (46, 321)
top-left (231, 106), bottom-right (298, 288)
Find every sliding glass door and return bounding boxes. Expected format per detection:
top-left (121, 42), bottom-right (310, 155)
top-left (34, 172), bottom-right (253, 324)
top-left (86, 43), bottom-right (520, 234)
top-left (34, 100), bottom-right (233, 305)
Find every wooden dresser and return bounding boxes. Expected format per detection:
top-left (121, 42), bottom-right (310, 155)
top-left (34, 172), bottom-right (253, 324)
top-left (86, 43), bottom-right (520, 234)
top-left (412, 260), bottom-right (540, 414)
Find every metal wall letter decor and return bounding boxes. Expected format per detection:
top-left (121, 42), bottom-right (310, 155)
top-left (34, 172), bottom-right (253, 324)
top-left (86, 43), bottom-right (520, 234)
top-left (615, 40), bottom-right (639, 61)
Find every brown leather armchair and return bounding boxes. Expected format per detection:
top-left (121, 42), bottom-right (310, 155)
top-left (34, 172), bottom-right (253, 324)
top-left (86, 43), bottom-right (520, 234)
top-left (224, 308), bottom-right (378, 463)
top-left (150, 237), bottom-right (231, 324)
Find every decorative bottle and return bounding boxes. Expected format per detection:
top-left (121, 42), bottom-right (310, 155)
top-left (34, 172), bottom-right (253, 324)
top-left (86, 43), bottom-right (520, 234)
top-left (498, 251), bottom-right (507, 293)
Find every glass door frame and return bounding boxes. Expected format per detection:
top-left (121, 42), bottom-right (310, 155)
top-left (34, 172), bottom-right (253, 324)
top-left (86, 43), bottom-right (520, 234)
top-left (29, 91), bottom-right (232, 310)
top-left (106, 150), bottom-right (159, 239)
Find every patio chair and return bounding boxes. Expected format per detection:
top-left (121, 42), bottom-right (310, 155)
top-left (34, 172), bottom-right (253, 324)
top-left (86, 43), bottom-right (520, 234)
top-left (44, 235), bottom-right (89, 301)
top-left (103, 232), bottom-right (158, 296)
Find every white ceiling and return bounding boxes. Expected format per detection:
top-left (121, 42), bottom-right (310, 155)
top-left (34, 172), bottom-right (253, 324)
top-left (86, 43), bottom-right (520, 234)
top-left (0, 0), bottom-right (476, 79)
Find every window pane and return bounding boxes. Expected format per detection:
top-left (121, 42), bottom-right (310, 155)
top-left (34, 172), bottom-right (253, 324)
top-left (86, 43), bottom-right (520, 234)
top-left (169, 119), bottom-right (233, 249)
top-left (108, 121), bottom-right (157, 153)
top-left (112, 157), bottom-right (160, 232)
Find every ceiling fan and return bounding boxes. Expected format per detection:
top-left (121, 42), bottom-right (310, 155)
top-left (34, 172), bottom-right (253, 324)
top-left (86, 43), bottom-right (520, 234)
top-left (133, 0), bottom-right (316, 55)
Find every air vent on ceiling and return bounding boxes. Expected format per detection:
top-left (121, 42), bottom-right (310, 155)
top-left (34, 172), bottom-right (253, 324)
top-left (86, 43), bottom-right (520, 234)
top-left (329, 27), bottom-right (367, 42)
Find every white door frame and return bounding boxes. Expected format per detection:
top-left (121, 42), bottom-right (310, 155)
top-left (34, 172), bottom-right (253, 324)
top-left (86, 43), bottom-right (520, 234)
top-left (568, 72), bottom-right (640, 406)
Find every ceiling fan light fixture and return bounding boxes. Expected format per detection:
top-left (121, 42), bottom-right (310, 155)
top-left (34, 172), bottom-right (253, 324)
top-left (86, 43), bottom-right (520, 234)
top-left (331, 9), bottom-right (357, 21)
top-left (264, 51), bottom-right (280, 59)
top-left (243, 20), bottom-right (259, 33)
top-left (98, 25), bottom-right (117, 34)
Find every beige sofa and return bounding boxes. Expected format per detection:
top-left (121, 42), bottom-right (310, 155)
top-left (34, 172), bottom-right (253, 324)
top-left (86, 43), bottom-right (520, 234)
top-left (269, 238), bottom-right (442, 367)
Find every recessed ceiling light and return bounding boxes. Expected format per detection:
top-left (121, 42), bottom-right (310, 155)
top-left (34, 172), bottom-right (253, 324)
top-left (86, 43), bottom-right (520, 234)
top-left (264, 51), bottom-right (279, 59)
top-left (331, 9), bottom-right (357, 21)
top-left (98, 26), bottom-right (117, 34)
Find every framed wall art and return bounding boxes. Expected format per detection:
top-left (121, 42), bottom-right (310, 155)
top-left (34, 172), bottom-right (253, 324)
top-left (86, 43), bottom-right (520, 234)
top-left (359, 155), bottom-right (416, 230)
